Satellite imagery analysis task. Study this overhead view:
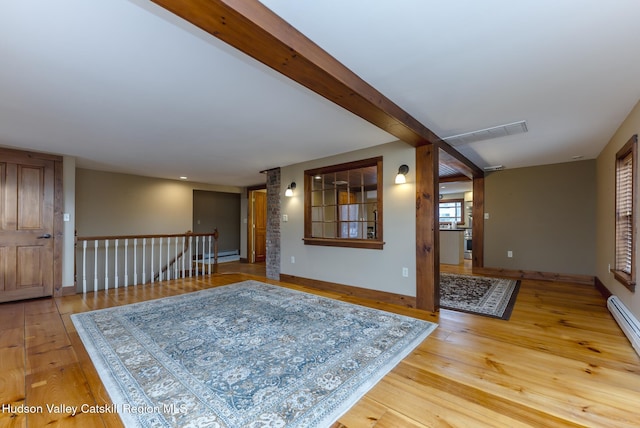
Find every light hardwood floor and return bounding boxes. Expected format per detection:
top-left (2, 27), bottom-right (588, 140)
top-left (1, 262), bottom-right (639, 427)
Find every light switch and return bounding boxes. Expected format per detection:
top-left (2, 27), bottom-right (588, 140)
top-left (283, 214), bottom-right (289, 222)
top-left (63, 213), bottom-right (70, 222)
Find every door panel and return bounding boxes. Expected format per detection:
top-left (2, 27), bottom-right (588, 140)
top-left (18, 166), bottom-right (44, 229)
top-left (17, 246), bottom-right (43, 287)
top-left (0, 153), bottom-right (55, 302)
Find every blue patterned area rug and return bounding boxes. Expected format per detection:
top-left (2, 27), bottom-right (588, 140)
top-left (440, 273), bottom-right (521, 320)
top-left (72, 280), bottom-right (437, 427)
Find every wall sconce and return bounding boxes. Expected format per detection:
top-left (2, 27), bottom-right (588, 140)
top-left (395, 165), bottom-right (409, 184)
top-left (285, 182), bottom-right (296, 197)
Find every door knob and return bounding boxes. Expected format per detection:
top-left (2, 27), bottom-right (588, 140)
top-left (37, 233), bottom-right (52, 239)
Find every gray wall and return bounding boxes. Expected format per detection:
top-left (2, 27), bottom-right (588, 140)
top-left (193, 190), bottom-right (240, 253)
top-left (280, 141), bottom-right (417, 296)
top-left (484, 160), bottom-right (596, 275)
top-left (76, 168), bottom-right (243, 237)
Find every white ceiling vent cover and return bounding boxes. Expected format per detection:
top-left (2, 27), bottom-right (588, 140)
top-left (444, 120), bottom-right (528, 146)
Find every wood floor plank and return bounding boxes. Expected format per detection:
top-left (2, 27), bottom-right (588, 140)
top-left (26, 363), bottom-right (105, 427)
top-left (406, 334), bottom-right (640, 427)
top-left (2, 262), bottom-right (639, 428)
top-left (335, 396), bottom-right (387, 427)
top-left (0, 302), bottom-right (24, 332)
top-left (366, 370), bottom-right (533, 427)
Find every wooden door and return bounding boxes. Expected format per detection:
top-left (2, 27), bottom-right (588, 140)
top-left (253, 191), bottom-right (267, 263)
top-left (0, 151), bottom-right (57, 302)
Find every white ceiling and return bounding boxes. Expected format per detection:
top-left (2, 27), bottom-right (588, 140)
top-left (2, 0), bottom-right (640, 187)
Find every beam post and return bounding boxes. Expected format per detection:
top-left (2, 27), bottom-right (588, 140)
top-left (416, 144), bottom-right (439, 311)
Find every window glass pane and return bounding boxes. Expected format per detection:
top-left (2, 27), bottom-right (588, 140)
top-left (324, 207), bottom-right (336, 222)
top-left (311, 190), bottom-right (323, 205)
top-left (322, 189), bottom-right (336, 205)
top-left (367, 221), bottom-right (377, 239)
top-left (439, 200), bottom-right (463, 224)
top-left (311, 207), bottom-right (323, 223)
top-left (311, 174), bottom-right (324, 191)
top-left (323, 223), bottom-right (336, 238)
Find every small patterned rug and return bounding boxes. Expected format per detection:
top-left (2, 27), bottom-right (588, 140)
top-left (72, 280), bottom-right (437, 427)
top-left (440, 273), bottom-right (520, 320)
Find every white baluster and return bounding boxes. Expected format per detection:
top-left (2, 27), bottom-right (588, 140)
top-left (114, 239), bottom-right (119, 289)
top-left (151, 237), bottom-right (155, 283)
top-left (124, 239), bottom-right (129, 287)
top-left (105, 239), bottom-right (109, 291)
top-left (174, 236), bottom-right (179, 279)
top-left (181, 236), bottom-right (186, 278)
top-left (159, 237), bottom-right (163, 281)
top-left (134, 238), bottom-right (138, 286)
top-left (142, 238), bottom-right (147, 284)
top-left (94, 240), bottom-right (99, 292)
top-left (188, 235), bottom-right (193, 277)
top-left (194, 236), bottom-right (199, 277)
top-left (202, 236), bottom-right (206, 276)
top-left (208, 235), bottom-right (212, 275)
top-left (167, 237), bottom-right (171, 281)
top-left (82, 240), bottom-right (87, 293)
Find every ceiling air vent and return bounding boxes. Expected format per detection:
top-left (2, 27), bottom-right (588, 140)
top-left (443, 120), bottom-right (528, 146)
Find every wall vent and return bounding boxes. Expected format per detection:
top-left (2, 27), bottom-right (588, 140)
top-left (443, 120), bottom-right (528, 146)
top-left (607, 295), bottom-right (640, 357)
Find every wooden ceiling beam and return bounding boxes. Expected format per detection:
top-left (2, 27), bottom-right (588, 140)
top-left (151, 0), bottom-right (483, 177)
top-left (439, 174), bottom-right (471, 184)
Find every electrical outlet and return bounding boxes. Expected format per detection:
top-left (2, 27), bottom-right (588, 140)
top-left (402, 267), bottom-right (409, 277)
top-left (507, 250), bottom-right (513, 258)
top-left (291, 256), bottom-right (295, 264)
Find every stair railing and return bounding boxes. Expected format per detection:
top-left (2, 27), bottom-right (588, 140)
top-left (75, 230), bottom-right (218, 293)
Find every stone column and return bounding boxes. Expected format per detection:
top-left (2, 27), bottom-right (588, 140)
top-left (265, 168), bottom-right (281, 280)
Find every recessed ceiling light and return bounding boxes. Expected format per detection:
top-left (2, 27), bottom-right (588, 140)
top-left (571, 155), bottom-right (584, 160)
top-left (180, 176), bottom-right (188, 180)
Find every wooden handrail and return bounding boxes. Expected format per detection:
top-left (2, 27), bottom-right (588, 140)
top-left (76, 231), bottom-right (216, 242)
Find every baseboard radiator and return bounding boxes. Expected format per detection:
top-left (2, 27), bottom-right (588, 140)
top-left (607, 296), bottom-right (640, 357)
top-left (202, 249), bottom-right (240, 264)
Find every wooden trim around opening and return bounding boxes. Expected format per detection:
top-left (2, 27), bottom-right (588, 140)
top-left (53, 157), bottom-right (64, 297)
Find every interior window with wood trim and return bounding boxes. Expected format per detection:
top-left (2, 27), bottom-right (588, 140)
top-left (304, 157), bottom-right (383, 249)
top-left (614, 134), bottom-right (637, 291)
